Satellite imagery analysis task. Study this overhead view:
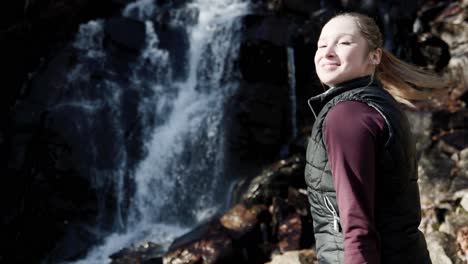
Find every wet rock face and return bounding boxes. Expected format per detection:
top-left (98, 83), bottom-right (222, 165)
top-left (1, 1), bottom-right (139, 263)
top-left (2, 125), bottom-right (101, 263)
top-left (224, 14), bottom-right (295, 170)
top-left (2, 2), bottom-right (196, 261)
top-left (1, 0), bottom-right (130, 113)
top-left (224, 81), bottom-right (290, 170)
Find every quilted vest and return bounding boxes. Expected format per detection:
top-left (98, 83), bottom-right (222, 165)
top-left (304, 76), bottom-right (431, 263)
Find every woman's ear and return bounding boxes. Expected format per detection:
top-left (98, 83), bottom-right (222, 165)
top-left (369, 48), bottom-right (382, 65)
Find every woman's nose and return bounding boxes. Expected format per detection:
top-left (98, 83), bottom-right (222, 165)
top-left (324, 46), bottom-right (336, 57)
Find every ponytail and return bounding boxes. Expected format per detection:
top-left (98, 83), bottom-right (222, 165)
top-left (377, 49), bottom-right (449, 106)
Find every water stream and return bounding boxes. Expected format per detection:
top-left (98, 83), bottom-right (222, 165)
top-left (62, 0), bottom-right (249, 262)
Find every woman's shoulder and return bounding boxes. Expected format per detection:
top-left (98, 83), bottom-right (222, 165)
top-left (327, 100), bottom-right (384, 119)
top-left (325, 100), bottom-right (387, 137)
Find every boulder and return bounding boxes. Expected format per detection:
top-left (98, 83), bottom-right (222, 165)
top-left (163, 220), bottom-right (234, 264)
top-left (163, 203), bottom-right (271, 264)
top-left (231, 155), bottom-right (306, 205)
top-left (110, 241), bottom-right (164, 264)
top-left (266, 249), bottom-right (318, 264)
top-left (220, 203), bottom-right (267, 238)
top-left (104, 17), bottom-right (146, 51)
top-left (426, 231), bottom-right (464, 264)
top-left (456, 227), bottom-right (468, 263)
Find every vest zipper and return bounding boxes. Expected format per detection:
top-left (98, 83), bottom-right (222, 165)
top-left (323, 196), bottom-right (341, 232)
top-left (307, 98), bottom-right (318, 119)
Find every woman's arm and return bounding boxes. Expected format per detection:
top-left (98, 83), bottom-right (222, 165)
top-left (324, 100), bottom-right (387, 264)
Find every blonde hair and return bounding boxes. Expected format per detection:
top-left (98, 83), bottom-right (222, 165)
top-left (333, 12), bottom-right (448, 106)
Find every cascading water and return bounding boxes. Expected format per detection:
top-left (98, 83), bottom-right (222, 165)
top-left (58, 19), bottom-right (132, 232)
top-left (287, 46), bottom-right (297, 139)
top-left (62, 0), bottom-right (249, 263)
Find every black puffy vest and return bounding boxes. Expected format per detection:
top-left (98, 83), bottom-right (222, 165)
top-left (304, 76), bottom-right (431, 264)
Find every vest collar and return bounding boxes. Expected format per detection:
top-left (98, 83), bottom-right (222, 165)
top-left (307, 75), bottom-right (376, 119)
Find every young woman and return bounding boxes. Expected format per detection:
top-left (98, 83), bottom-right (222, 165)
top-left (304, 12), bottom-right (446, 263)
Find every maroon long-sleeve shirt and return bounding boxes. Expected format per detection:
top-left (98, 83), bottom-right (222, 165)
top-left (323, 100), bottom-right (387, 264)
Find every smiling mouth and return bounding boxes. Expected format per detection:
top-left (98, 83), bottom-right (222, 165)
top-left (322, 62), bottom-right (340, 66)
top-left (322, 63), bottom-right (340, 69)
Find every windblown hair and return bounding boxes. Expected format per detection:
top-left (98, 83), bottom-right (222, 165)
top-left (334, 12), bottom-right (448, 106)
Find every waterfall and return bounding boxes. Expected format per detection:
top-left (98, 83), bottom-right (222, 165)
top-left (62, 0), bottom-right (249, 263)
top-left (58, 19), bottom-right (131, 231)
top-left (287, 46), bottom-right (297, 139)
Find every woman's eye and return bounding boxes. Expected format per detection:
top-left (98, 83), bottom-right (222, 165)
top-left (318, 45), bottom-right (327, 48)
top-left (339, 41), bottom-right (351, 45)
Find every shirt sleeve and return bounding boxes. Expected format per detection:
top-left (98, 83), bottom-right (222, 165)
top-left (323, 100), bottom-right (387, 264)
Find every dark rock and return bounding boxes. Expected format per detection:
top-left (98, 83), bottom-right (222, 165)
top-left (437, 130), bottom-right (468, 152)
top-left (102, 19), bottom-right (145, 75)
top-left (420, 207), bottom-right (440, 235)
top-left (219, 203), bottom-right (267, 238)
top-left (426, 231), bottom-right (462, 264)
top-left (406, 110), bottom-right (433, 155)
top-left (240, 14), bottom-right (290, 84)
top-left (431, 110), bottom-right (468, 138)
top-left (419, 143), bottom-right (458, 207)
top-left (110, 242), bottom-right (164, 264)
top-left (243, 14), bottom-right (291, 46)
top-left (440, 212), bottom-right (468, 243)
top-left (456, 227), bottom-right (468, 262)
top-left (231, 155), bottom-right (306, 205)
top-left (164, 220), bottom-right (234, 264)
top-left (224, 81), bottom-right (291, 173)
top-left (1, 123), bottom-right (100, 263)
top-left (430, 0), bottom-right (468, 110)
top-left (254, 0), bottom-right (321, 16)
top-left (1, 0), bottom-right (126, 114)
top-left (267, 193), bottom-right (312, 253)
top-left (155, 0), bottom-right (190, 9)
top-left (281, 0), bottom-right (320, 15)
top-left (239, 39), bottom-right (288, 85)
top-left (287, 187), bottom-right (309, 217)
top-left (164, 202), bottom-right (272, 264)
top-left (272, 199), bottom-right (302, 252)
top-left (44, 223), bottom-right (100, 263)
top-left (104, 17), bottom-right (146, 51)
top-left (412, 34), bottom-right (451, 72)
top-left (151, 14), bottom-right (189, 81)
top-left (19, 46), bottom-right (76, 107)
top-left (267, 249), bottom-right (318, 264)
top-left (415, 1), bottom-right (450, 33)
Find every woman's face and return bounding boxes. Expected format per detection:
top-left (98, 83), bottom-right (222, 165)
top-left (314, 16), bottom-right (375, 87)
